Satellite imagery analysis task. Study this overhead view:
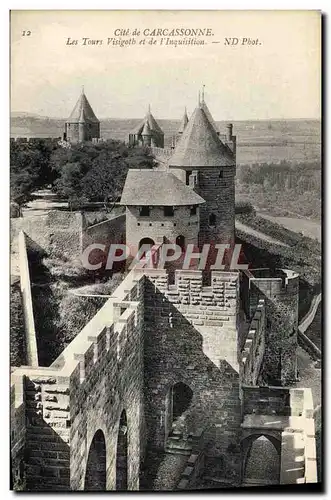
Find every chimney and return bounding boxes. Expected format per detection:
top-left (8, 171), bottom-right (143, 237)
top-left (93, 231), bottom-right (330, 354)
top-left (226, 123), bottom-right (233, 141)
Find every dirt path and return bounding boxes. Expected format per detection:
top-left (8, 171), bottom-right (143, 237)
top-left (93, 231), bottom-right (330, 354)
top-left (235, 221), bottom-right (289, 247)
top-left (258, 213), bottom-right (321, 242)
top-left (298, 293), bottom-right (322, 333)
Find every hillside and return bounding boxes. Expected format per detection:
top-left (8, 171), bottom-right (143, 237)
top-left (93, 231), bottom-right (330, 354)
top-left (11, 114), bottom-right (321, 165)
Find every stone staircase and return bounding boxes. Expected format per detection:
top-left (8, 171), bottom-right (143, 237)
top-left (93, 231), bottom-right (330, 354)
top-left (165, 432), bottom-right (193, 456)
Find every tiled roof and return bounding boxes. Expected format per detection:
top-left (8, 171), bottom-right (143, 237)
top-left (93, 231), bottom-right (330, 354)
top-left (169, 106), bottom-right (234, 168)
top-left (67, 91), bottom-right (99, 124)
top-left (120, 170), bottom-right (205, 206)
top-left (142, 121), bottom-right (151, 136)
top-left (130, 107), bottom-right (164, 135)
top-left (200, 99), bottom-right (219, 135)
top-left (178, 108), bottom-right (189, 134)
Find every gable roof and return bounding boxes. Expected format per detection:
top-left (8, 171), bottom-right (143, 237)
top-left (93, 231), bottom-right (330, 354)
top-left (130, 107), bottom-right (164, 136)
top-left (169, 106), bottom-right (234, 168)
top-left (120, 170), bottom-right (205, 206)
top-left (67, 91), bottom-right (99, 124)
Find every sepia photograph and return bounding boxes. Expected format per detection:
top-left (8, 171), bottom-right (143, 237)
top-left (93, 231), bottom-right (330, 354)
top-left (9, 9), bottom-right (322, 492)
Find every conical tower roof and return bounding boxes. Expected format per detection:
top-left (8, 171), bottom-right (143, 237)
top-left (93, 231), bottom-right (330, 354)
top-left (200, 98), bottom-right (219, 135)
top-left (169, 106), bottom-right (234, 168)
top-left (142, 120), bottom-right (151, 136)
top-left (130, 106), bottom-right (164, 135)
top-left (67, 90), bottom-right (99, 124)
top-left (178, 107), bottom-right (189, 134)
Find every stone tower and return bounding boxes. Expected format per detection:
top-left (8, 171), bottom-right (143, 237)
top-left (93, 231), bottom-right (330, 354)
top-left (120, 169), bottom-right (205, 257)
top-left (128, 105), bottom-right (164, 148)
top-left (168, 95), bottom-right (236, 247)
top-left (64, 88), bottom-right (100, 143)
top-left (141, 121), bottom-right (152, 147)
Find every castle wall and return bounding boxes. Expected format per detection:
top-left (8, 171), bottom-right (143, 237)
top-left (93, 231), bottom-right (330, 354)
top-left (11, 211), bottom-right (83, 259)
top-left (82, 214), bottom-right (126, 251)
top-left (18, 231), bottom-right (38, 367)
top-left (247, 270), bottom-right (299, 385)
top-left (169, 165), bottom-right (236, 246)
top-left (240, 299), bottom-right (265, 386)
top-left (68, 282), bottom-right (145, 491)
top-left (197, 166), bottom-right (236, 245)
top-left (11, 376), bottom-right (26, 490)
top-left (142, 269), bottom-right (242, 484)
top-left (10, 269), bottom-right (147, 491)
top-left (126, 206), bottom-right (200, 254)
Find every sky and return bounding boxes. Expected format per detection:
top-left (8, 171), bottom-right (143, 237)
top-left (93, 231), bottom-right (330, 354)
top-left (10, 10), bottom-right (321, 120)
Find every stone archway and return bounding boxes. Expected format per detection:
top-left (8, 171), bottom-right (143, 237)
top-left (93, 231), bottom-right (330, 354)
top-left (165, 382), bottom-right (193, 441)
top-left (175, 235), bottom-right (185, 251)
top-left (84, 430), bottom-right (107, 491)
top-left (138, 237), bottom-right (155, 250)
top-left (173, 382), bottom-right (193, 421)
top-left (116, 410), bottom-right (128, 491)
top-left (241, 433), bottom-right (281, 486)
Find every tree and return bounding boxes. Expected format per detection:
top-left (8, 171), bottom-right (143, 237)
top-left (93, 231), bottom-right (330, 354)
top-left (52, 140), bottom-right (155, 204)
top-left (10, 139), bottom-right (59, 208)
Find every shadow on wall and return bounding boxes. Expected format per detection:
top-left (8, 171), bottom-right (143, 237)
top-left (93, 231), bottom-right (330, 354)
top-left (142, 283), bottom-right (242, 487)
top-left (17, 379), bottom-right (70, 492)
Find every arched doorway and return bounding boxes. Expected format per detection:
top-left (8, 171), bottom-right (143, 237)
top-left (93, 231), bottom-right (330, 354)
top-left (138, 237), bottom-right (155, 250)
top-left (173, 382), bottom-right (193, 420)
top-left (209, 213), bottom-right (216, 227)
top-left (84, 430), bottom-right (107, 491)
top-left (166, 382), bottom-right (193, 440)
top-left (138, 237), bottom-right (155, 265)
top-left (116, 410), bottom-right (128, 491)
top-left (176, 235), bottom-right (185, 252)
top-left (242, 435), bottom-right (280, 486)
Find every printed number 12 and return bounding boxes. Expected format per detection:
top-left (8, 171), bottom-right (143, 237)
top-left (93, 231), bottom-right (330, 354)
top-left (22, 31), bottom-right (31, 36)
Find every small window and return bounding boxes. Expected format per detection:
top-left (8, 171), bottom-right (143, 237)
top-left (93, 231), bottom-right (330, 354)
top-left (140, 206), bottom-right (150, 216)
top-left (209, 213), bottom-right (216, 227)
top-left (190, 205), bottom-right (197, 216)
top-left (164, 206), bottom-right (174, 217)
top-left (186, 170), bottom-right (192, 185)
top-left (137, 222), bottom-right (140, 226)
top-left (219, 170), bottom-right (223, 178)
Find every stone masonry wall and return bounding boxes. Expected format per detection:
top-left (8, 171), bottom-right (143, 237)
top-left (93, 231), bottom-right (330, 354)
top-left (82, 214), bottom-right (126, 252)
top-left (196, 166), bottom-right (235, 246)
top-left (68, 284), bottom-right (145, 491)
top-left (242, 269), bottom-right (299, 385)
top-left (142, 269), bottom-right (242, 485)
top-left (10, 269), bottom-right (146, 491)
top-left (11, 211), bottom-right (83, 259)
top-left (240, 299), bottom-right (265, 386)
top-left (126, 206), bottom-right (200, 254)
top-left (11, 376), bottom-right (26, 490)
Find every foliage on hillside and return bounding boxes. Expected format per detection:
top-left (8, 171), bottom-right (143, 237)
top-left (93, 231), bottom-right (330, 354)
top-left (234, 201), bottom-right (256, 215)
top-left (10, 139), bottom-right (155, 208)
top-left (51, 140), bottom-right (155, 204)
top-left (10, 281), bottom-right (26, 367)
top-left (236, 160), bottom-right (321, 220)
top-left (29, 252), bottom-right (125, 365)
top-left (58, 274), bottom-right (124, 347)
top-left (10, 139), bottom-right (58, 207)
top-left (236, 212), bottom-right (320, 249)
